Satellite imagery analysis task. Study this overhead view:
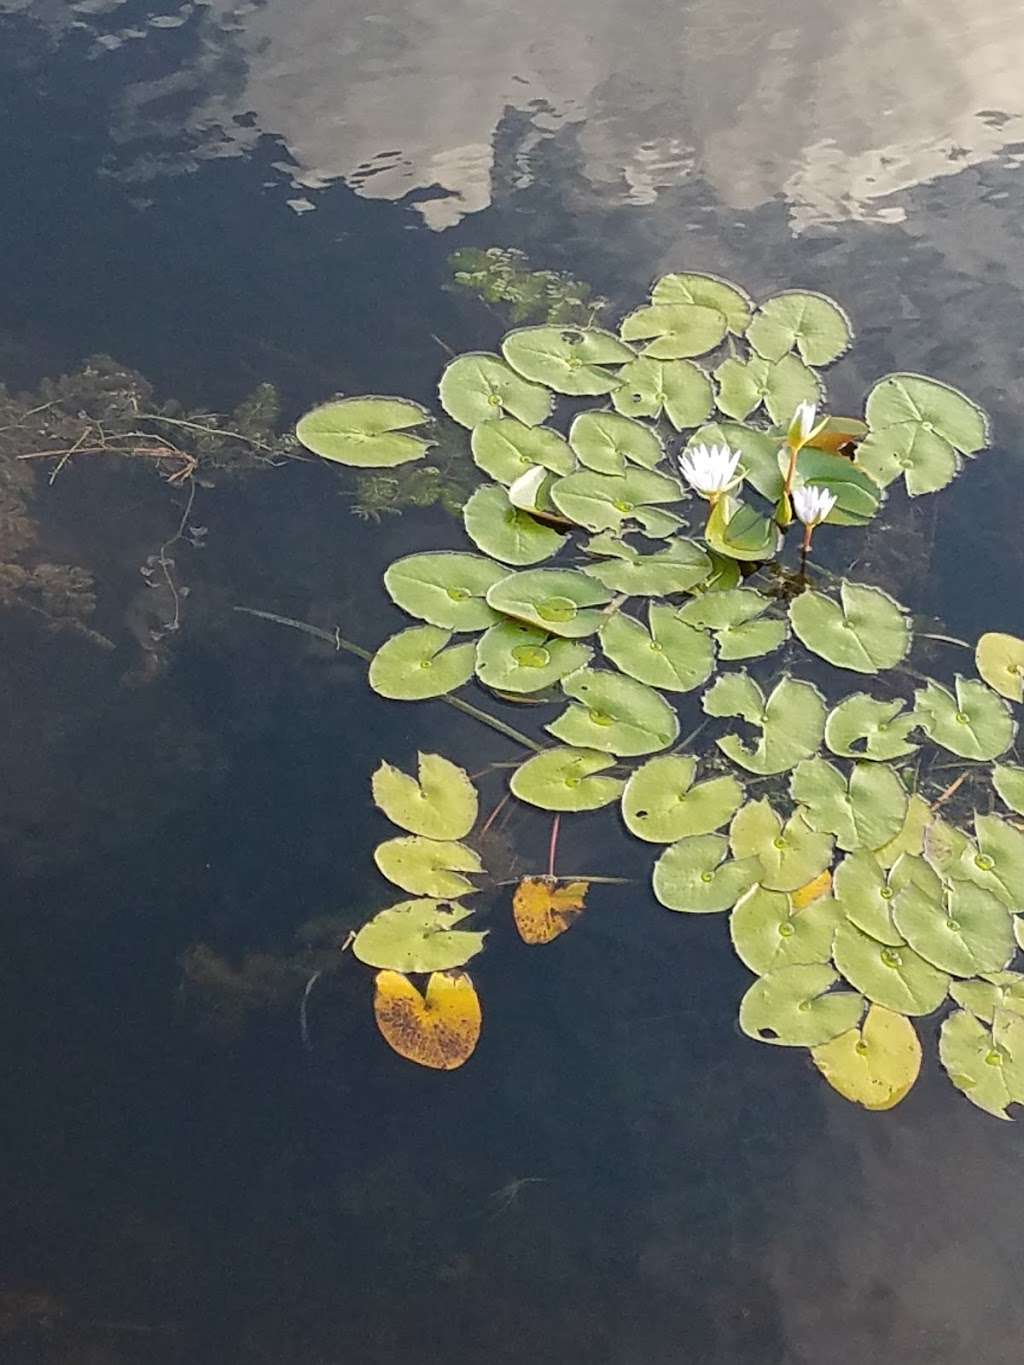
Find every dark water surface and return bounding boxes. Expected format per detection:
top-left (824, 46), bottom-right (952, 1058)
top-left (2, 2), bottom-right (1024, 1361)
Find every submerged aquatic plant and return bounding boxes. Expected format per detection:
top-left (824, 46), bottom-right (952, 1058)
top-left (275, 267), bottom-right (1024, 1120)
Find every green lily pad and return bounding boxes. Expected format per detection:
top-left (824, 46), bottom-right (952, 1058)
top-left (729, 799), bottom-right (834, 893)
top-left (811, 1005), bottom-right (922, 1110)
top-left (952, 812), bottom-right (1024, 909)
top-left (439, 352), bottom-right (553, 429)
top-left (371, 753), bottom-right (477, 840)
top-left (865, 373), bottom-right (989, 454)
top-left (832, 850), bottom-right (941, 946)
top-left (730, 885), bottom-right (841, 976)
top-left (976, 632), bottom-right (1024, 702)
top-left (631, 506), bottom-right (686, 538)
top-left (894, 878), bottom-right (1014, 977)
top-left (832, 920), bottom-right (950, 1015)
top-left (922, 815), bottom-right (973, 880)
top-left (677, 587), bottom-right (787, 660)
top-left (703, 673), bottom-right (826, 775)
top-left (652, 834), bottom-right (759, 913)
top-left (501, 326), bottom-right (633, 395)
top-left (550, 467), bottom-right (683, 533)
top-left (352, 899), bottom-right (486, 973)
top-left (470, 417), bottom-right (575, 484)
top-left (875, 795), bottom-right (931, 869)
top-left (296, 395), bottom-right (433, 467)
top-left (700, 551), bottom-right (743, 592)
top-left (714, 353), bottom-right (820, 425)
top-left (950, 971), bottom-right (1024, 1024)
top-left (824, 694), bottom-right (919, 761)
top-left (739, 964), bottom-right (864, 1048)
top-left (485, 568), bottom-right (614, 638)
top-left (509, 746), bottom-right (625, 812)
top-left (855, 423), bottom-right (961, 496)
top-left (462, 483), bottom-right (565, 566)
top-left (582, 538), bottom-right (711, 596)
top-left (747, 291), bottom-right (853, 367)
top-left (939, 1008), bottom-right (1024, 1120)
top-left (374, 836), bottom-right (484, 898)
top-left (683, 422), bottom-right (782, 501)
top-left (475, 620), bottom-right (593, 694)
top-left (790, 449), bottom-right (881, 526)
top-left (704, 494), bottom-right (781, 562)
top-left (546, 667), bottom-right (680, 757)
top-left (568, 409), bottom-right (664, 473)
top-left (369, 625), bottom-right (477, 700)
top-left (651, 272), bottom-right (753, 333)
top-left (913, 676), bottom-right (1015, 760)
top-left (600, 605), bottom-right (716, 692)
top-left (621, 755), bottom-right (743, 843)
top-left (619, 303), bottom-right (728, 359)
top-left (790, 758), bottom-right (908, 852)
top-left (611, 357), bottom-right (713, 430)
top-left (789, 580), bottom-right (910, 673)
top-left (383, 552), bottom-right (506, 630)
top-left (993, 763), bottom-right (1024, 816)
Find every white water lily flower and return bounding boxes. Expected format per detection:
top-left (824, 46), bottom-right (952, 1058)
top-left (677, 443), bottom-right (742, 498)
top-left (508, 464), bottom-right (549, 511)
top-left (792, 483), bottom-right (838, 527)
top-left (789, 401), bottom-right (818, 445)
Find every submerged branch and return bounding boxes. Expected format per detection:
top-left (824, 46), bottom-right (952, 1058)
top-left (234, 606), bottom-right (544, 752)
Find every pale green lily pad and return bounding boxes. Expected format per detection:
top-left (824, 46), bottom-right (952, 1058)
top-left (502, 325), bottom-right (633, 395)
top-left (352, 899), bottom-right (486, 973)
top-left (730, 885), bottom-right (841, 976)
top-left (811, 1005), bottom-right (922, 1110)
top-left (703, 673), bottom-right (826, 775)
top-left (372, 753), bottom-right (477, 840)
top-left (993, 763), bottom-right (1024, 816)
top-left (369, 625), bottom-right (476, 700)
top-left (922, 815), bottom-right (972, 880)
top-left (677, 587), bottom-right (787, 660)
top-left (729, 799), bottom-right (834, 893)
top-left (509, 746), bottom-right (625, 812)
top-left (950, 971), bottom-right (1024, 1024)
top-left (789, 580), bottom-right (910, 674)
top-left (550, 467), bottom-right (683, 533)
top-left (620, 303), bottom-right (728, 359)
top-left (825, 694), bottom-right (919, 761)
top-left (855, 424), bottom-right (961, 496)
top-left (600, 605), bottom-right (715, 692)
top-left (831, 850), bottom-right (905, 945)
top-left (832, 920), bottom-right (950, 1015)
top-left (790, 758), bottom-right (908, 852)
top-left (383, 552), bottom-right (506, 630)
top-left (791, 449), bottom-right (880, 526)
top-left (470, 417), bottom-right (575, 484)
top-left (462, 483), bottom-right (565, 566)
top-left (704, 494), bottom-right (781, 563)
top-left (485, 568), bottom-right (613, 639)
top-left (296, 396), bottom-right (433, 467)
top-left (632, 506), bottom-right (686, 538)
top-left (439, 352), bottom-right (552, 429)
top-left (611, 357), bottom-right (713, 430)
top-left (714, 353), bottom-right (820, 425)
top-left (582, 539), bottom-right (711, 596)
top-left (875, 794), bottom-right (931, 868)
top-left (546, 667), bottom-right (680, 757)
top-left (621, 755), bottom-right (743, 843)
top-left (913, 676), bottom-right (1015, 760)
top-left (865, 372), bottom-right (989, 454)
top-left (953, 812), bottom-right (1024, 909)
top-left (651, 272), bottom-right (753, 333)
top-left (939, 1009), bottom-right (1024, 1120)
top-left (739, 964), bottom-right (864, 1048)
top-left (374, 836), bottom-right (484, 898)
top-left (568, 409), bottom-right (664, 473)
top-left (894, 879), bottom-right (1014, 977)
top-left (747, 291), bottom-right (853, 367)
top-left (684, 422), bottom-right (782, 501)
top-left (976, 632), bottom-right (1024, 702)
top-left (652, 834), bottom-right (759, 913)
top-left (475, 620), bottom-right (593, 694)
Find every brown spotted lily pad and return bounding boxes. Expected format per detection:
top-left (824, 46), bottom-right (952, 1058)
top-left (513, 877), bottom-right (590, 944)
top-left (373, 970), bottom-right (482, 1070)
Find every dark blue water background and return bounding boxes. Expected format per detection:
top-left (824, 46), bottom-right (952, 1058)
top-left (2, 2), bottom-right (1024, 1361)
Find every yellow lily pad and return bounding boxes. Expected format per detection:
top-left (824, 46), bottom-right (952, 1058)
top-left (811, 1004), bottom-right (922, 1110)
top-left (373, 970), bottom-right (482, 1070)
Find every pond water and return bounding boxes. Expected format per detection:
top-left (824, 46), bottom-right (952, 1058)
top-left (2, 1), bottom-right (1024, 1361)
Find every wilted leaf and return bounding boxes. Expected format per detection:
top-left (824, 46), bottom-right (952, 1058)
top-left (513, 877), bottom-right (589, 944)
top-left (374, 970), bottom-right (482, 1070)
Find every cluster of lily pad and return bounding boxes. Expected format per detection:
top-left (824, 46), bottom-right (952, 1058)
top-left (292, 270), bottom-right (1024, 1117)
